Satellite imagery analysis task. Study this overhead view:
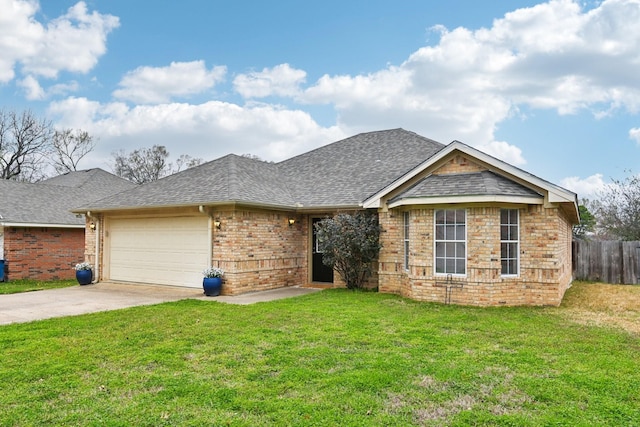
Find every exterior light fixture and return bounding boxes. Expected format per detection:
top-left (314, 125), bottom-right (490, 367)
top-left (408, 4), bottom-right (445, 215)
top-left (89, 222), bottom-right (96, 230)
top-left (288, 218), bottom-right (296, 226)
top-left (214, 219), bottom-right (221, 229)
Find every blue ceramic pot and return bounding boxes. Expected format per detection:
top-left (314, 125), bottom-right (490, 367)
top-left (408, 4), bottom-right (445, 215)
top-left (76, 269), bottom-right (92, 285)
top-left (203, 277), bottom-right (222, 296)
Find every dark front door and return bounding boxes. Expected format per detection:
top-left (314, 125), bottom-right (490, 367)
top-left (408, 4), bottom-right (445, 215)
top-left (312, 218), bottom-right (334, 283)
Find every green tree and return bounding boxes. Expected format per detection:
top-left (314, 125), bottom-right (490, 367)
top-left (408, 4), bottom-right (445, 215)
top-left (573, 201), bottom-right (596, 239)
top-left (596, 172), bottom-right (640, 240)
top-left (314, 212), bottom-right (382, 290)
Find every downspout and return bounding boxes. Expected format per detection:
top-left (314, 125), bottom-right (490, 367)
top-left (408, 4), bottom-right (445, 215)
top-left (86, 211), bottom-right (100, 284)
top-left (199, 206), bottom-right (213, 267)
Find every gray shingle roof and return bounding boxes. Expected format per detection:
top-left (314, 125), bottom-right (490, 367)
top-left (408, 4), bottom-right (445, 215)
top-left (78, 129), bottom-right (446, 211)
top-left (77, 154), bottom-right (297, 210)
top-left (41, 168), bottom-right (136, 200)
top-left (0, 169), bottom-right (136, 226)
top-left (0, 180), bottom-right (86, 226)
top-left (390, 170), bottom-right (543, 202)
top-left (277, 129), bottom-right (445, 207)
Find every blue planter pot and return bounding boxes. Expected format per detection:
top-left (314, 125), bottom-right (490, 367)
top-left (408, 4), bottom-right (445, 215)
top-left (76, 269), bottom-right (93, 285)
top-left (203, 277), bottom-right (222, 296)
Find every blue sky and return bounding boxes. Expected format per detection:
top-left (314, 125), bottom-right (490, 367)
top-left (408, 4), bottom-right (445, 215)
top-left (2, 0), bottom-right (639, 199)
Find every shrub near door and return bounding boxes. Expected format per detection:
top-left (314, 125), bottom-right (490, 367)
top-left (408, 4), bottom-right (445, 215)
top-left (202, 267), bottom-right (224, 296)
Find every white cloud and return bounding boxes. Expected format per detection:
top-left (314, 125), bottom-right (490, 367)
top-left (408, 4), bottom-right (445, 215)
top-left (18, 75), bottom-right (45, 100)
top-left (476, 140), bottom-right (526, 166)
top-left (290, 0), bottom-right (640, 164)
top-left (113, 61), bottom-right (227, 104)
top-left (561, 173), bottom-right (606, 198)
top-left (0, 1), bottom-right (119, 82)
top-left (18, 75), bottom-right (79, 100)
top-left (48, 80), bottom-right (80, 97)
top-left (47, 97), bottom-right (346, 168)
top-left (0, 0), bottom-right (42, 82)
top-left (233, 64), bottom-right (307, 98)
top-left (40, 0), bottom-right (640, 173)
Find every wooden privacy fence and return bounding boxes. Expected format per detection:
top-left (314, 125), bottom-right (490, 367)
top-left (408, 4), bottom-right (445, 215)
top-left (572, 240), bottom-right (640, 284)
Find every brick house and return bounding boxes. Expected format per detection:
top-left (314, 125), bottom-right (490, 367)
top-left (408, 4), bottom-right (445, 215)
top-left (75, 129), bottom-right (579, 306)
top-left (0, 169), bottom-right (135, 281)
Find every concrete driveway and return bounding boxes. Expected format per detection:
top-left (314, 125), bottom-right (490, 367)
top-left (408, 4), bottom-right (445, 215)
top-left (0, 282), bottom-right (321, 325)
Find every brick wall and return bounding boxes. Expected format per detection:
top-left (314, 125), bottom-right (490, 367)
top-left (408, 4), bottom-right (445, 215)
top-left (433, 155), bottom-right (485, 175)
top-left (378, 205), bottom-right (573, 307)
top-left (83, 198), bottom-right (573, 304)
top-left (209, 209), bottom-right (378, 294)
top-left (555, 209), bottom-right (574, 300)
top-left (84, 215), bottom-right (101, 280)
top-left (3, 227), bottom-right (85, 280)
top-left (211, 208), bottom-right (308, 295)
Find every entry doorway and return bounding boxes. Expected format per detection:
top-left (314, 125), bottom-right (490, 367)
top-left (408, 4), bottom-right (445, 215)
top-left (312, 218), bottom-right (334, 283)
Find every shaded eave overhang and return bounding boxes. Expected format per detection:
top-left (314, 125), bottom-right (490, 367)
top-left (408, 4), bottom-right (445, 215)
top-left (362, 141), bottom-right (579, 223)
top-left (388, 194), bottom-right (544, 209)
top-left (72, 200), bottom-right (366, 216)
top-left (0, 221), bottom-right (84, 229)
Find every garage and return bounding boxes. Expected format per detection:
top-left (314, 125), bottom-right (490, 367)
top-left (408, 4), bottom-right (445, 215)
top-left (106, 216), bottom-right (210, 288)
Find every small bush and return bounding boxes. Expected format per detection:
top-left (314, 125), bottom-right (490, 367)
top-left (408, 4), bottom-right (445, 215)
top-left (314, 212), bottom-right (382, 289)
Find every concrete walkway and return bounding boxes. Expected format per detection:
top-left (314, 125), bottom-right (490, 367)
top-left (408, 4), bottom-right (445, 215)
top-left (0, 282), bottom-right (322, 325)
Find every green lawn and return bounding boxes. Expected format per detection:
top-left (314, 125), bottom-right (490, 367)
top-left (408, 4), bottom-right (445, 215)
top-left (0, 288), bottom-right (638, 426)
top-left (0, 279), bottom-right (77, 294)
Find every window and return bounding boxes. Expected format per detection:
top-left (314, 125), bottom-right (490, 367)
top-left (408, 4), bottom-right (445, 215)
top-left (501, 209), bottom-right (519, 276)
top-left (435, 209), bottom-right (466, 275)
top-left (403, 211), bottom-right (410, 270)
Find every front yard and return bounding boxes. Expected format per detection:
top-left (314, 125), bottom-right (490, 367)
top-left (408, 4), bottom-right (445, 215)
top-left (0, 282), bottom-right (638, 426)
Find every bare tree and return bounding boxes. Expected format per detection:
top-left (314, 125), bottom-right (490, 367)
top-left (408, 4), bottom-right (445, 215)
top-left (51, 128), bottom-right (96, 174)
top-left (596, 171), bottom-right (640, 240)
top-left (174, 154), bottom-right (203, 172)
top-left (0, 109), bottom-right (54, 181)
top-left (112, 145), bottom-right (203, 184)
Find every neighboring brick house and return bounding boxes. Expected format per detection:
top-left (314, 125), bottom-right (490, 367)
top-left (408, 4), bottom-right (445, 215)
top-left (0, 169), bottom-right (135, 281)
top-left (75, 129), bottom-right (579, 306)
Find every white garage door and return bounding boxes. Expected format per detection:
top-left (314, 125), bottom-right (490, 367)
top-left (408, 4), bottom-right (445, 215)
top-left (107, 216), bottom-right (209, 288)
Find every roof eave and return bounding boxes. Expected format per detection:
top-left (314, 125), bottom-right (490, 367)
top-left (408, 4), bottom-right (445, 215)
top-left (295, 204), bottom-right (364, 213)
top-left (0, 221), bottom-right (85, 229)
top-left (73, 200), bottom-right (299, 214)
top-left (75, 200), bottom-right (368, 215)
top-left (388, 195), bottom-right (545, 209)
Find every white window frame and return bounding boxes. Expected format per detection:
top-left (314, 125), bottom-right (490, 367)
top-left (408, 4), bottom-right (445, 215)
top-left (500, 209), bottom-right (520, 277)
top-left (403, 211), bottom-right (410, 271)
top-left (434, 209), bottom-right (467, 276)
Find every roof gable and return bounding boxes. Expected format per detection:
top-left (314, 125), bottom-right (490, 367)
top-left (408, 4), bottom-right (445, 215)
top-left (431, 154), bottom-right (486, 176)
top-left (389, 170), bottom-right (544, 207)
top-left (363, 140), bottom-right (579, 222)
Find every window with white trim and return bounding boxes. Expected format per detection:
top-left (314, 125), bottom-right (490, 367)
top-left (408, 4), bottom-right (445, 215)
top-left (403, 211), bottom-right (410, 271)
top-left (435, 209), bottom-right (466, 275)
top-left (500, 209), bottom-right (519, 276)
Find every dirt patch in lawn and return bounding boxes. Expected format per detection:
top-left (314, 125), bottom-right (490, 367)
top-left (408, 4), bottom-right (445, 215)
top-left (559, 281), bottom-right (640, 335)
